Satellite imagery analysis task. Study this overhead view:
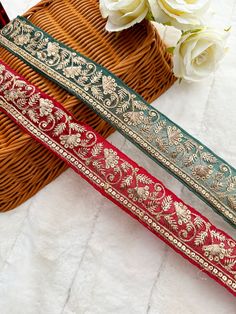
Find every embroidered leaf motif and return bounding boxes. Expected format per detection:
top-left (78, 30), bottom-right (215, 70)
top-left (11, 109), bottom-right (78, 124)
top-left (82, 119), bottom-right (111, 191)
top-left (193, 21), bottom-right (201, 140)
top-left (113, 166), bottom-right (120, 174)
top-left (78, 147), bottom-right (89, 156)
top-left (183, 154), bottom-right (197, 167)
top-left (136, 174), bottom-right (154, 184)
top-left (121, 175), bottom-right (133, 188)
top-left (81, 69), bottom-right (90, 76)
top-left (141, 125), bottom-right (152, 138)
top-left (142, 116), bottom-right (152, 125)
top-left (167, 126), bottom-right (183, 146)
top-left (123, 111), bottom-right (144, 126)
top-left (15, 79), bottom-right (25, 88)
top-left (91, 143), bottom-right (103, 157)
top-left (214, 172), bottom-right (224, 181)
top-left (53, 123), bottom-right (66, 136)
top-left (54, 109), bottom-right (64, 121)
top-left (56, 59), bottom-right (70, 70)
top-left (121, 162), bottom-right (130, 173)
top-left (201, 152), bottom-right (217, 164)
top-left (36, 38), bottom-right (49, 50)
top-left (28, 93), bottom-right (40, 106)
top-left (27, 109), bottom-right (39, 123)
top-left (73, 56), bottom-right (87, 65)
top-left (91, 71), bottom-right (102, 84)
top-left (80, 139), bottom-right (90, 146)
top-left (91, 86), bottom-right (103, 100)
top-left (63, 66), bottom-right (82, 78)
top-left (3, 71), bottom-right (12, 81)
top-left (161, 196), bottom-right (172, 211)
top-left (147, 200), bottom-right (160, 212)
top-left (21, 23), bottom-right (34, 33)
top-left (164, 215), bottom-right (178, 231)
top-left (10, 27), bottom-right (21, 38)
top-left (227, 177), bottom-right (236, 192)
top-left (154, 120), bottom-right (166, 134)
top-left (46, 115), bottom-right (53, 124)
top-left (116, 102), bottom-right (130, 114)
top-left (156, 137), bottom-right (168, 153)
top-left (211, 180), bottom-right (223, 191)
top-left (224, 258), bottom-right (236, 270)
top-left (227, 195), bottom-right (236, 210)
top-left (69, 123), bottom-right (85, 133)
top-left (133, 101), bottom-right (147, 111)
top-left (194, 216), bottom-right (204, 229)
top-left (192, 165), bottom-right (212, 180)
top-left (231, 176), bottom-right (236, 183)
top-left (194, 231), bottom-right (208, 246)
top-left (60, 50), bottom-right (70, 60)
top-left (210, 230), bottom-right (225, 242)
top-left (118, 88), bottom-right (127, 100)
top-left (183, 139), bottom-right (196, 152)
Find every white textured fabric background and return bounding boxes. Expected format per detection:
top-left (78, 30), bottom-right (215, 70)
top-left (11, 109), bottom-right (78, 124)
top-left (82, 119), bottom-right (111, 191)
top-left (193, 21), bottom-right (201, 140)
top-left (0, 1), bottom-right (236, 313)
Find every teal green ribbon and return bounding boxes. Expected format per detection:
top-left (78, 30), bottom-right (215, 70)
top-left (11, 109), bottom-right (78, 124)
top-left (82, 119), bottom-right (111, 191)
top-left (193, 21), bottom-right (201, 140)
top-left (1, 16), bottom-right (236, 227)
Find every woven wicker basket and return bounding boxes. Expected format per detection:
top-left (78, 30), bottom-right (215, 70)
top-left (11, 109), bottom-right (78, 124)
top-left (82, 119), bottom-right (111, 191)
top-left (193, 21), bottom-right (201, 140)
top-left (0, 0), bottom-right (176, 212)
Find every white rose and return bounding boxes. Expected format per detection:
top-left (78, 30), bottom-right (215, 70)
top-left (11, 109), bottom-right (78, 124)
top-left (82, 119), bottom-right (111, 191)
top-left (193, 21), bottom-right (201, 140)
top-left (100, 0), bottom-right (149, 32)
top-left (148, 0), bottom-right (210, 29)
top-left (151, 21), bottom-right (182, 48)
top-left (173, 28), bottom-right (228, 82)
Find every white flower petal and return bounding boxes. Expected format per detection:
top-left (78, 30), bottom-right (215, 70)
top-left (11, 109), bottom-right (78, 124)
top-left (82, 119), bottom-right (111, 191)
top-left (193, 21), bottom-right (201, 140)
top-left (191, 39), bottom-right (212, 59)
top-left (149, 0), bottom-right (211, 29)
top-left (151, 21), bottom-right (182, 47)
top-left (100, 0), bottom-right (149, 32)
top-left (173, 28), bottom-right (228, 82)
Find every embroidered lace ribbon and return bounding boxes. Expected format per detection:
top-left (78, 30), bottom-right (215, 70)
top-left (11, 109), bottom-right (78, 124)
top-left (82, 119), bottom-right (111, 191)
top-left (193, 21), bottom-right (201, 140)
top-left (0, 60), bottom-right (236, 296)
top-left (1, 17), bottom-right (235, 227)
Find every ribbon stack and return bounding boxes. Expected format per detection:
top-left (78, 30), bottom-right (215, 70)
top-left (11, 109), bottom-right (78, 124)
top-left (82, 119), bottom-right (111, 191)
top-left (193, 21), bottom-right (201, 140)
top-left (0, 0), bottom-right (235, 297)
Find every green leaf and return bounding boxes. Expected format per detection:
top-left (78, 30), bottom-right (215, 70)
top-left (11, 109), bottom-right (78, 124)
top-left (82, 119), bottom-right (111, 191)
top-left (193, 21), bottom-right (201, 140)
top-left (166, 46), bottom-right (175, 54)
top-left (181, 28), bottom-right (204, 37)
top-left (145, 10), bottom-right (155, 21)
top-left (224, 26), bottom-right (231, 32)
top-left (163, 22), bottom-right (172, 26)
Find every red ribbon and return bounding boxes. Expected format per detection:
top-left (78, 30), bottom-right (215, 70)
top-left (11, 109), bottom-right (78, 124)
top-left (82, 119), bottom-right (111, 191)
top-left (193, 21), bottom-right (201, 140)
top-left (0, 59), bottom-right (235, 296)
top-left (0, 3), bottom-right (9, 28)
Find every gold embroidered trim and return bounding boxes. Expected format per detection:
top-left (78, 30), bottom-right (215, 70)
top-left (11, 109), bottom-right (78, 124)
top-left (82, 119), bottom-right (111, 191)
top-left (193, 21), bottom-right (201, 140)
top-left (1, 98), bottom-right (236, 292)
